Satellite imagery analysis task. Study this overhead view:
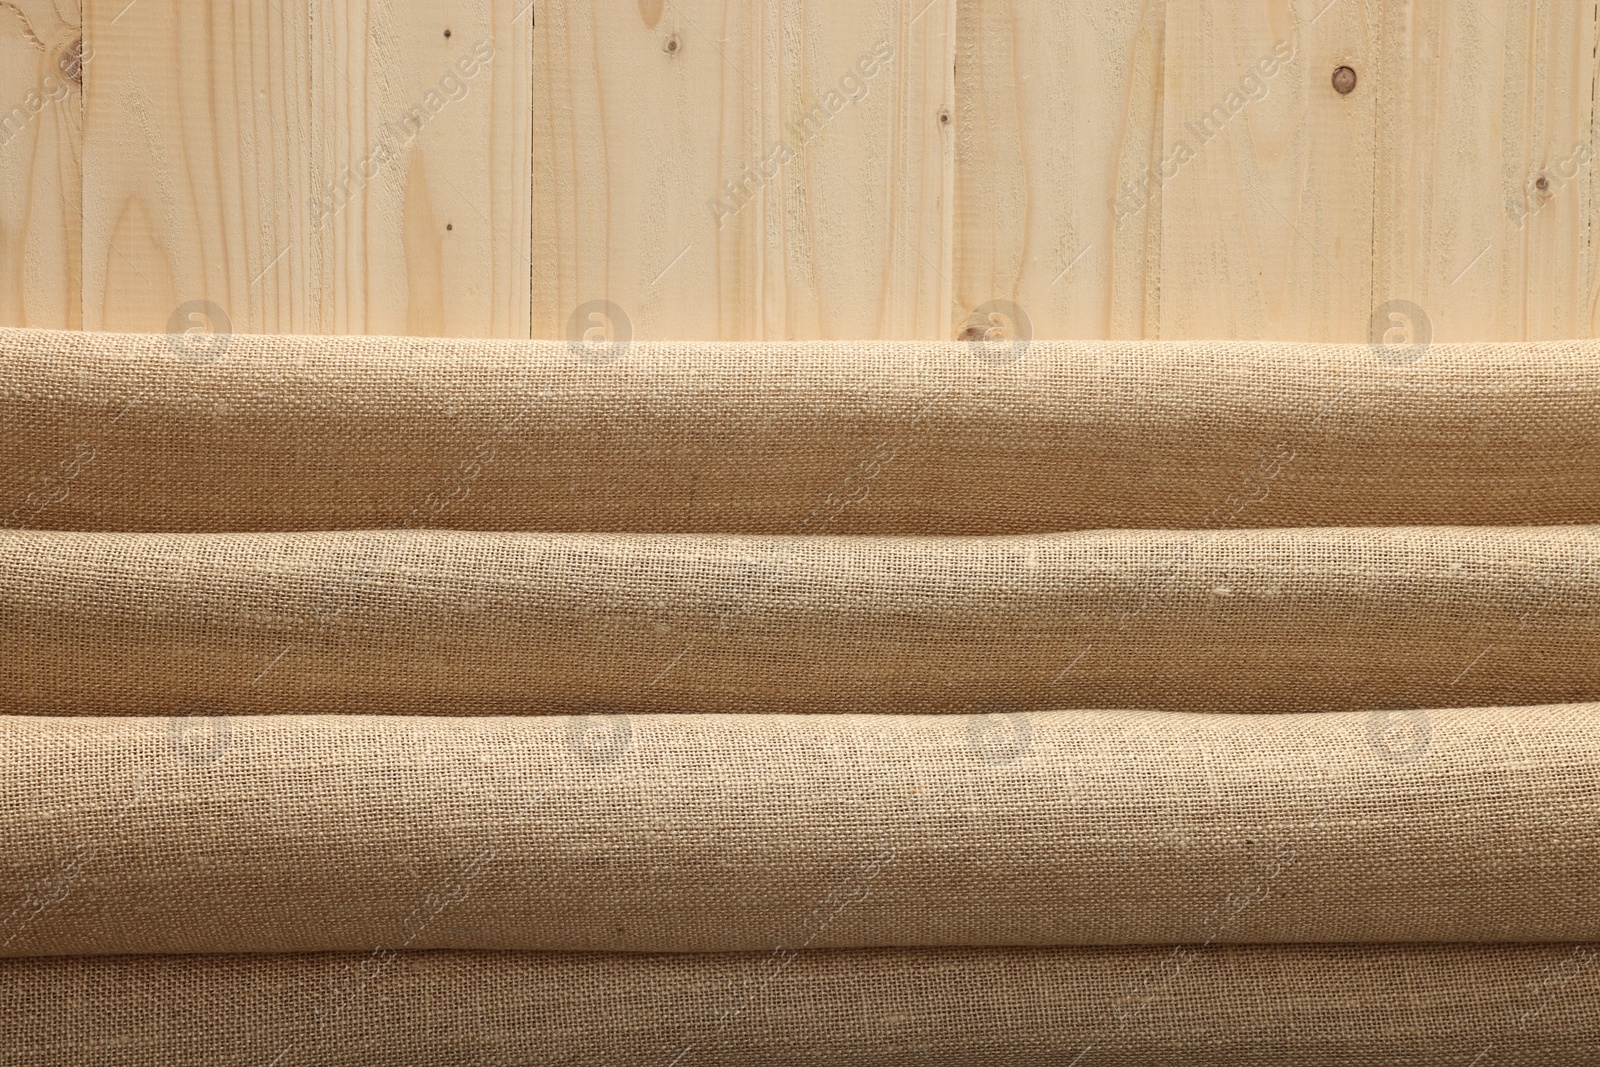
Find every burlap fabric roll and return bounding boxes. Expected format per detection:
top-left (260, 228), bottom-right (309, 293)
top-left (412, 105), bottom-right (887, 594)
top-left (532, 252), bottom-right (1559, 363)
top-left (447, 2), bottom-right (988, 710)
top-left (4, 328), bottom-right (1596, 534)
top-left (3, 526), bottom-right (1595, 716)
top-left (4, 943), bottom-right (1597, 1066)
top-left (3, 706), bottom-right (1595, 955)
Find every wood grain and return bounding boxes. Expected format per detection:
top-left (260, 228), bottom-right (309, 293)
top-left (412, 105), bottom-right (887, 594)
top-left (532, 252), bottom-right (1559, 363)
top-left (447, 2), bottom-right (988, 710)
top-left (954, 0), bottom-right (1166, 340)
top-left (1158, 0), bottom-right (1379, 341)
top-left (954, 0), bottom-right (1600, 344)
top-left (533, 0), bottom-right (954, 342)
top-left (1377, 0), bottom-right (1599, 342)
top-left (81, 0), bottom-right (314, 333)
top-left (311, 0), bottom-right (533, 337)
top-left (0, 0), bottom-right (82, 330)
top-left (953, 0), bottom-right (1384, 343)
top-left (9, 0), bottom-right (1598, 343)
top-left (82, 0), bottom-right (531, 337)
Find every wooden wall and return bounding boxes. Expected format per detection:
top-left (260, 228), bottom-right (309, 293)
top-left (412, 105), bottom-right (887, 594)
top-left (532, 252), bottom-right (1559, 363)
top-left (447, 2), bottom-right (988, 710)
top-left (1, 0), bottom-right (1596, 342)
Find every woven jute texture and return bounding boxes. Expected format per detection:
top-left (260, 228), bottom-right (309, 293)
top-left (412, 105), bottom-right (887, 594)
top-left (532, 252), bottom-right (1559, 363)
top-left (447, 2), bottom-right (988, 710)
top-left (4, 525), bottom-right (1597, 716)
top-left (4, 943), bottom-right (1597, 1066)
top-left (6, 327), bottom-right (1598, 1062)
top-left (4, 328), bottom-right (1598, 533)
top-left (4, 707), bottom-right (1595, 955)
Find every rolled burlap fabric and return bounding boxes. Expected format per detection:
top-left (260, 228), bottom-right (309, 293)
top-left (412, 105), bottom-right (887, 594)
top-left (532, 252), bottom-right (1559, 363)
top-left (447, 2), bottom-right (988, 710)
top-left (3, 525), bottom-right (1596, 716)
top-left (3, 706), bottom-right (1595, 956)
top-left (6, 328), bottom-right (1597, 1065)
top-left (4, 943), bottom-right (1597, 1066)
top-left (3, 328), bottom-right (1597, 534)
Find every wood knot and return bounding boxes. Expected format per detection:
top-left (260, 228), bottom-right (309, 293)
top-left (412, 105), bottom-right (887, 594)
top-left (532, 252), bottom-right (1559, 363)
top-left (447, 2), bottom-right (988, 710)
top-left (59, 38), bottom-right (83, 85)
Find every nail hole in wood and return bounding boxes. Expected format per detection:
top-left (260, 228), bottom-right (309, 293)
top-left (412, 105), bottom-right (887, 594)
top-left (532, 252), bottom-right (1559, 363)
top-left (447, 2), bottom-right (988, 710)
top-left (443, 28), bottom-right (452, 38)
top-left (1331, 66), bottom-right (1357, 94)
top-left (1536, 175), bottom-right (1551, 194)
top-left (938, 109), bottom-right (951, 126)
top-left (664, 34), bottom-right (681, 55)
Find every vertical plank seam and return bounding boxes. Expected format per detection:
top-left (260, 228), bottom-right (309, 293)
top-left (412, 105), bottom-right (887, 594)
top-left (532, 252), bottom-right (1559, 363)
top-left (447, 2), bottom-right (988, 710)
top-left (939, 0), bottom-right (957, 339)
top-left (1152, 0), bottom-right (1169, 340)
top-left (1368, 0), bottom-right (1382, 337)
top-left (306, 0), bottom-right (321, 333)
top-left (1590, 0), bottom-right (1599, 329)
top-left (537, 0), bottom-right (544, 337)
top-left (79, 0), bottom-right (88, 331)
top-left (1153, 0), bottom-right (1164, 339)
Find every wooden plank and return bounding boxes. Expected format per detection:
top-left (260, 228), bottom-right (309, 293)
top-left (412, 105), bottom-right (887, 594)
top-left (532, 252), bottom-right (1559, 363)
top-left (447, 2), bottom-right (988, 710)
top-left (1377, 0), bottom-right (1598, 342)
top-left (312, 0), bottom-right (533, 337)
top-left (0, 0), bottom-right (82, 330)
top-left (1157, 0), bottom-right (1379, 342)
top-left (45, 0), bottom-right (1600, 344)
top-left (83, 0), bottom-right (531, 339)
top-left (533, 0), bottom-right (954, 342)
top-left (953, 0), bottom-right (1166, 340)
top-left (81, 0), bottom-right (315, 334)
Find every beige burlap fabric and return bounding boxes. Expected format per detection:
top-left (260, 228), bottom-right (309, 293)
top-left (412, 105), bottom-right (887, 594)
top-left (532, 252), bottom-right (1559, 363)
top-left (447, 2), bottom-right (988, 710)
top-left (3, 328), bottom-right (1598, 534)
top-left (4, 525), bottom-right (1597, 716)
top-left (4, 943), bottom-right (1598, 1066)
top-left (6, 326), bottom-right (1598, 1061)
top-left (3, 706), bottom-right (1595, 955)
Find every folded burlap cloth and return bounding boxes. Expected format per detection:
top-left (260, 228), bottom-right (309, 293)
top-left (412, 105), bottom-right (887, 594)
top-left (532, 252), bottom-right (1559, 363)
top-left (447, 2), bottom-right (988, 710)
top-left (1, 329), bottom-right (1595, 1065)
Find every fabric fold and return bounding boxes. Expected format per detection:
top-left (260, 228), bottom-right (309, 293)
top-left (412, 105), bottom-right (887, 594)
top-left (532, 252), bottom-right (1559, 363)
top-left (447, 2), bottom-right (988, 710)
top-left (4, 328), bottom-right (1598, 533)
top-left (5, 943), bottom-right (1598, 1066)
top-left (4, 526), bottom-right (1598, 716)
top-left (4, 707), bottom-right (1596, 956)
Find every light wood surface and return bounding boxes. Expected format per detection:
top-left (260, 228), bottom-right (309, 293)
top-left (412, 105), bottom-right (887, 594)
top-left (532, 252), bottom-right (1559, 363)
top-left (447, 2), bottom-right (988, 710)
top-left (953, 0), bottom-right (1166, 340)
top-left (533, 0), bottom-right (954, 341)
top-left (1376, 0), bottom-right (1598, 342)
top-left (77, 0), bottom-right (531, 337)
top-left (0, 0), bottom-right (82, 331)
top-left (1156, 0), bottom-right (1378, 341)
top-left (955, 0), bottom-right (1599, 343)
top-left (3, 0), bottom-right (1598, 341)
top-left (81, 0), bottom-right (312, 334)
top-left (312, 0), bottom-right (533, 337)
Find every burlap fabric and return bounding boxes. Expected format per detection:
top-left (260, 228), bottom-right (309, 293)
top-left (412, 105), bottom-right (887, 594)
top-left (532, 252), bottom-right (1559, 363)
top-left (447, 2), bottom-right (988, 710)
top-left (4, 943), bottom-right (1597, 1066)
top-left (3, 328), bottom-right (1597, 534)
top-left (4, 525), bottom-right (1596, 716)
top-left (6, 326), bottom-right (1599, 1061)
top-left (3, 706), bottom-right (1595, 956)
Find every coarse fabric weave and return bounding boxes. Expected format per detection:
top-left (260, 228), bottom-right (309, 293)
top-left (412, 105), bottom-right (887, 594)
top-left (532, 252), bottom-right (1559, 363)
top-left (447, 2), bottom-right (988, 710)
top-left (6, 326), bottom-right (1598, 1062)
top-left (3, 707), bottom-right (1596, 956)
top-left (2, 526), bottom-right (1596, 716)
top-left (4, 943), bottom-right (1598, 1066)
top-left (3, 328), bottom-right (1598, 534)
